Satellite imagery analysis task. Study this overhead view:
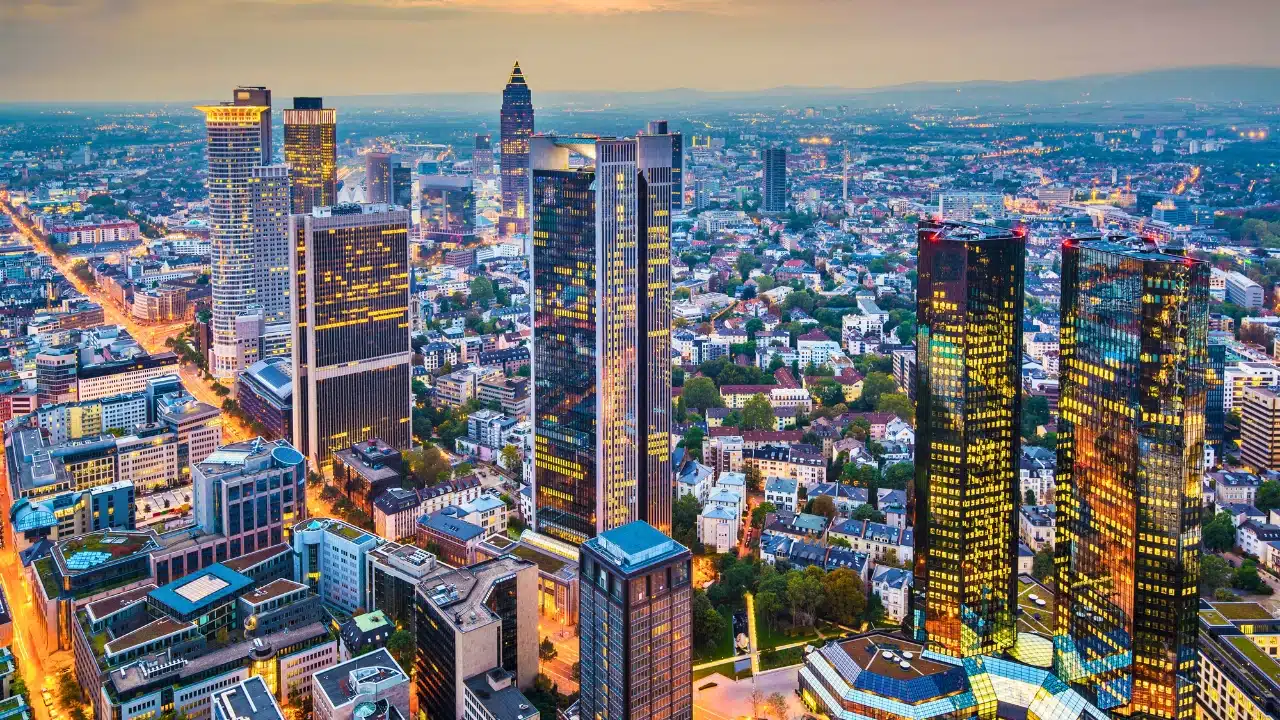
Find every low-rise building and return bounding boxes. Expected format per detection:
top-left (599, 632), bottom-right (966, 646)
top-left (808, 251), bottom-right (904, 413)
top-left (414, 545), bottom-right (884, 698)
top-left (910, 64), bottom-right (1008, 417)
top-left (312, 648), bottom-right (411, 720)
top-left (763, 476), bottom-right (798, 513)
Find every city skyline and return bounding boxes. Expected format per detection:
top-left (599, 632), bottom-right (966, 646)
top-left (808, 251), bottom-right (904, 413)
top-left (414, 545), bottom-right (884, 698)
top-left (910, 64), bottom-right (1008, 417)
top-left (3, 0), bottom-right (1280, 102)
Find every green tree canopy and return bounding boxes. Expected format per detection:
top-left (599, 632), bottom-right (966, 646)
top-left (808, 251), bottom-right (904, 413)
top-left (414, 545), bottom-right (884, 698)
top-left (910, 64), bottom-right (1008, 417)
top-left (742, 393), bottom-right (776, 430)
top-left (682, 377), bottom-right (724, 412)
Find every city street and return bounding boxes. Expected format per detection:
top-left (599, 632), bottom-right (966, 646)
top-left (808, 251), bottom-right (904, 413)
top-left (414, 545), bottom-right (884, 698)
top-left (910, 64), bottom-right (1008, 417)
top-left (0, 450), bottom-right (70, 720)
top-left (0, 199), bottom-right (253, 444)
top-left (693, 666), bottom-right (804, 720)
top-left (538, 614), bottom-right (579, 694)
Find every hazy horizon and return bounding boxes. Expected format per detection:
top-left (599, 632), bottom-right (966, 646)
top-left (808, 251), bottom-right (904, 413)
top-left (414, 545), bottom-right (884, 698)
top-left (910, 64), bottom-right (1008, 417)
top-left (3, 0), bottom-right (1280, 103)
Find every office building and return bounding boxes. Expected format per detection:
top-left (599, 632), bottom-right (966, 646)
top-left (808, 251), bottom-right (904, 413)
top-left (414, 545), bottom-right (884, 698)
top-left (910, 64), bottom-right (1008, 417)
top-left (421, 175), bottom-right (477, 245)
top-left (186, 438), bottom-right (308, 584)
top-left (529, 135), bottom-right (673, 544)
top-left (499, 62), bottom-right (534, 237)
top-left (473, 134), bottom-right (494, 179)
top-left (237, 357), bottom-right (293, 441)
top-left (645, 119), bottom-right (684, 211)
top-left (290, 204), bottom-right (412, 470)
top-left (391, 160), bottom-right (413, 209)
top-left (761, 147), bottom-right (787, 213)
top-left (283, 97), bottom-right (337, 214)
top-left (1225, 271), bottom-right (1263, 309)
top-left (579, 521), bottom-right (692, 720)
top-left (9, 479), bottom-right (135, 555)
top-left (1196, 600), bottom-right (1280, 720)
top-left (212, 677), bottom-right (286, 720)
top-left (35, 348), bottom-right (77, 404)
top-left (364, 542), bottom-right (439, 638)
top-left (1241, 385), bottom-right (1280, 472)
top-left (312, 648), bottom-right (410, 720)
top-left (366, 152), bottom-right (392, 205)
top-left (197, 87), bottom-right (292, 380)
top-left (1056, 236), bottom-right (1208, 720)
top-left (294, 517), bottom-right (385, 613)
top-left (1206, 338), bottom-right (1226, 456)
top-left (414, 556), bottom-right (538, 720)
top-left (913, 221), bottom-right (1024, 658)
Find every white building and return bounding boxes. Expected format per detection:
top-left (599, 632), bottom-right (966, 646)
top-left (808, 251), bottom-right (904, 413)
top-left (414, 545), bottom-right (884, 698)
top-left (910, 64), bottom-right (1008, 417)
top-left (870, 566), bottom-right (912, 623)
top-left (763, 476), bottom-right (799, 513)
top-left (1225, 271), bottom-right (1263, 309)
top-left (698, 505), bottom-right (739, 554)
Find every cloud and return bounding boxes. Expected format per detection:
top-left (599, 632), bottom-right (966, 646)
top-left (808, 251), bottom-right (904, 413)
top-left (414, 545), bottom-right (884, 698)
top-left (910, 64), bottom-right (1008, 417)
top-left (238, 0), bottom-right (735, 14)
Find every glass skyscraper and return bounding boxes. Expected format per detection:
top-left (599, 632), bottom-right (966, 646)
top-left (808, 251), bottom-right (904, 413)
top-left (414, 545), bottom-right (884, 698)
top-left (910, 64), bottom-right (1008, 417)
top-left (500, 61), bottom-right (533, 238)
top-left (913, 220), bottom-right (1024, 659)
top-left (1055, 236), bottom-right (1207, 720)
top-left (283, 97), bottom-right (336, 215)
top-left (645, 120), bottom-right (684, 212)
top-left (529, 136), bottom-right (673, 545)
top-left (289, 204), bottom-right (412, 470)
top-left (762, 146), bottom-right (787, 213)
top-left (366, 151), bottom-right (392, 205)
top-left (420, 175), bottom-right (476, 246)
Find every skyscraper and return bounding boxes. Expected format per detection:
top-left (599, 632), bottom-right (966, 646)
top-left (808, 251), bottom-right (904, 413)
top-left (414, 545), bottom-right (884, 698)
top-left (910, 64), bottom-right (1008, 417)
top-left (473, 134), bottom-right (494, 179)
top-left (645, 120), bottom-right (684, 211)
top-left (391, 159), bottom-right (413, 209)
top-left (1055, 236), bottom-right (1207, 720)
top-left (579, 521), bottom-right (693, 720)
top-left (282, 97), bottom-right (337, 214)
top-left (196, 87), bottom-right (291, 380)
top-left (290, 204), bottom-right (412, 471)
top-left (762, 146), bottom-right (787, 212)
top-left (366, 151), bottom-right (392, 204)
top-left (529, 135), bottom-right (673, 545)
top-left (499, 61), bottom-right (534, 237)
top-left (420, 175), bottom-right (476, 246)
top-left (912, 220), bottom-right (1024, 659)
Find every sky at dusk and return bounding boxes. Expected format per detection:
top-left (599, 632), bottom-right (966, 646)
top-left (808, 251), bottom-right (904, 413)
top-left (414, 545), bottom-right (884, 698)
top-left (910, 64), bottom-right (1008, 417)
top-left (2, 0), bottom-right (1280, 102)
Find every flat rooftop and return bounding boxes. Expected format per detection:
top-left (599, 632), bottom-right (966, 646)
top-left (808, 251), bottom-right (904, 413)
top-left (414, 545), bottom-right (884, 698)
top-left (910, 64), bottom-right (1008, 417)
top-left (85, 584), bottom-right (156, 624)
top-left (585, 520), bottom-right (687, 574)
top-left (103, 617), bottom-right (194, 657)
top-left (221, 543), bottom-right (292, 574)
top-left (148, 563), bottom-right (253, 616)
top-left (313, 648), bottom-right (406, 709)
top-left (239, 578), bottom-right (306, 607)
top-left (838, 634), bottom-right (953, 681)
top-left (212, 676), bottom-right (285, 720)
top-left (420, 556), bottom-right (534, 633)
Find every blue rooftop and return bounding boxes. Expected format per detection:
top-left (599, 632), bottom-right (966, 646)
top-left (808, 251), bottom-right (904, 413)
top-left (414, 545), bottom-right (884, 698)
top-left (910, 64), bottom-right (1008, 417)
top-left (586, 521), bottom-right (687, 573)
top-left (420, 511), bottom-right (485, 542)
top-left (148, 563), bottom-right (253, 617)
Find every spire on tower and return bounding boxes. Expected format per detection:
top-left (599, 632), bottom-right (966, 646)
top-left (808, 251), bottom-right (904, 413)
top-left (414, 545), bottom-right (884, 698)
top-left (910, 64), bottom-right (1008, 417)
top-left (508, 61), bottom-right (526, 85)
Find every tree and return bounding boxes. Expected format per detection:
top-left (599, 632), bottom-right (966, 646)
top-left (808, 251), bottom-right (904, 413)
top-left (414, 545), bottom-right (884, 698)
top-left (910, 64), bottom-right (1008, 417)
top-left (1024, 488), bottom-right (1038, 506)
top-left (682, 377), bottom-right (724, 412)
top-left (404, 446), bottom-right (451, 486)
top-left (895, 320), bottom-right (916, 345)
top-left (1200, 554), bottom-right (1233, 597)
top-left (810, 495), bottom-right (837, 521)
top-left (852, 503), bottom-right (885, 523)
top-left (672, 367), bottom-right (686, 387)
top-left (755, 591), bottom-right (783, 632)
top-left (859, 372), bottom-right (896, 409)
top-left (865, 591), bottom-right (886, 626)
top-left (766, 691), bottom-right (790, 720)
top-left (750, 690), bottom-right (766, 720)
top-left (742, 393), bottom-right (776, 430)
top-left (1022, 395), bottom-right (1051, 438)
top-left (500, 444), bottom-right (522, 473)
top-left (875, 393), bottom-right (913, 422)
top-left (820, 568), bottom-right (866, 625)
top-left (469, 277), bottom-right (495, 305)
top-left (679, 426), bottom-right (706, 461)
top-left (882, 548), bottom-right (901, 568)
top-left (1203, 511), bottom-right (1237, 553)
top-left (786, 567), bottom-right (825, 627)
top-left (57, 669), bottom-right (83, 704)
top-left (692, 590), bottom-right (729, 651)
top-left (539, 636), bottom-right (558, 661)
top-left (881, 462), bottom-right (913, 490)
top-left (1233, 559), bottom-right (1272, 594)
top-left (386, 629), bottom-right (415, 671)
top-left (745, 464), bottom-right (764, 493)
top-left (751, 501), bottom-right (777, 528)
top-left (1032, 549), bottom-right (1054, 581)
top-left (1256, 480), bottom-right (1280, 515)
top-left (673, 493), bottom-right (703, 550)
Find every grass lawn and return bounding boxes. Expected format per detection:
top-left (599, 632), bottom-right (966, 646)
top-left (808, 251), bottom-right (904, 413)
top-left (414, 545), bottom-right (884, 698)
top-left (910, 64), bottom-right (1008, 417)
top-left (694, 604), bottom-right (738, 663)
top-left (759, 646), bottom-right (805, 671)
top-left (754, 605), bottom-right (822, 650)
top-left (1227, 636), bottom-right (1280, 683)
top-left (693, 660), bottom-right (753, 682)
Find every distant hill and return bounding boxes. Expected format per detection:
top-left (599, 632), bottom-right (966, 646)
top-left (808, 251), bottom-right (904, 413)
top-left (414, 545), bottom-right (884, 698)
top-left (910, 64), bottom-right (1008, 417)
top-left (330, 65), bottom-right (1280, 112)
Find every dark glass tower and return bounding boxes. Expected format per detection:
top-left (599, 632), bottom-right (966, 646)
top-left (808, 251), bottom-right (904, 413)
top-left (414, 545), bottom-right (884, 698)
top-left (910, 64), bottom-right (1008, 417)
top-left (912, 220), bottom-right (1024, 659)
top-left (530, 136), bottom-right (673, 545)
top-left (646, 120), bottom-right (684, 212)
top-left (579, 521), bottom-right (692, 720)
top-left (282, 97), bottom-right (337, 214)
top-left (289, 204), bottom-right (412, 470)
top-left (391, 161), bottom-right (413, 209)
top-left (366, 152), bottom-right (392, 204)
top-left (420, 175), bottom-right (476, 246)
top-left (500, 61), bottom-right (534, 237)
top-left (762, 146), bottom-right (787, 212)
top-left (1055, 236), bottom-right (1207, 720)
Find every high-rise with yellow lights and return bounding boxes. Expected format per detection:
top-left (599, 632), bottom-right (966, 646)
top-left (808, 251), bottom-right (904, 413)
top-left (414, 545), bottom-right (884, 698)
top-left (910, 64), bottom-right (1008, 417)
top-left (1055, 236), bottom-right (1207, 720)
top-left (289, 203), bottom-right (412, 471)
top-left (529, 135), bottom-right (673, 546)
top-left (912, 220), bottom-right (1024, 659)
top-left (500, 61), bottom-right (534, 238)
top-left (283, 97), bottom-right (337, 214)
top-left (196, 86), bottom-right (292, 380)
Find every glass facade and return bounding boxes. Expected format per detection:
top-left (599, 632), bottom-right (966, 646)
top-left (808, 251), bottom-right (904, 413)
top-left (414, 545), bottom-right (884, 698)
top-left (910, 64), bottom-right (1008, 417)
top-left (420, 175), bottom-right (477, 246)
top-left (282, 100), bottom-right (337, 215)
top-left (414, 587), bottom-right (456, 720)
top-left (532, 164), bottom-right (598, 544)
top-left (290, 205), bottom-right (412, 469)
top-left (1055, 238), bottom-right (1207, 720)
top-left (500, 62), bottom-right (534, 237)
top-left (531, 138), bottom-right (673, 545)
top-left (913, 221), bottom-right (1024, 659)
